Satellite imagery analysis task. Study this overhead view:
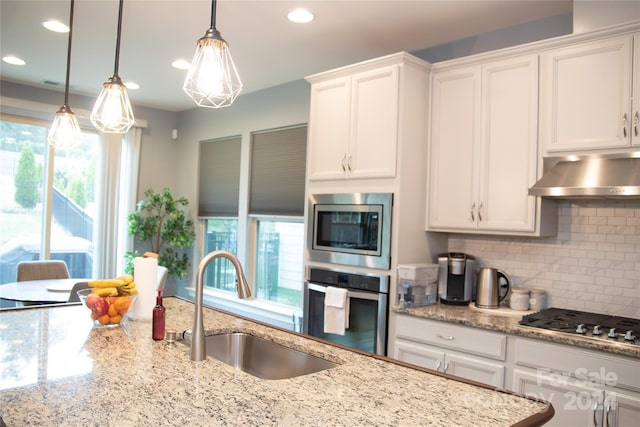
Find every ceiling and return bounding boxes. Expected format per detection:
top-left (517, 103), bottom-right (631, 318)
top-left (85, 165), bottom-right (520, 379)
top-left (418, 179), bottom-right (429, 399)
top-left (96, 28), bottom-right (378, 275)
top-left (0, 0), bottom-right (572, 113)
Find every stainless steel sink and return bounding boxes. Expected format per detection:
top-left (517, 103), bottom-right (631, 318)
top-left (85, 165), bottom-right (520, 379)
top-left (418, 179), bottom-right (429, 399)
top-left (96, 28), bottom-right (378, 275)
top-left (184, 332), bottom-right (338, 380)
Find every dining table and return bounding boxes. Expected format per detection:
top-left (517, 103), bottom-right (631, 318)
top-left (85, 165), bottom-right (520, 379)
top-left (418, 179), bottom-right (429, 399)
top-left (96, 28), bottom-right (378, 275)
top-left (0, 278), bottom-right (89, 306)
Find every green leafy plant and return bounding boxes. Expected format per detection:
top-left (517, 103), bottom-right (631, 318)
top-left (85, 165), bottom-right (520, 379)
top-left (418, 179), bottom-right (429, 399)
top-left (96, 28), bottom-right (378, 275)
top-left (124, 188), bottom-right (196, 279)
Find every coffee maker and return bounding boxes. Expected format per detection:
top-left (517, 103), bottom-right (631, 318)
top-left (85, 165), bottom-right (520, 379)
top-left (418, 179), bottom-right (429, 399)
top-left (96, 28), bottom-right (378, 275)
top-left (437, 252), bottom-right (476, 305)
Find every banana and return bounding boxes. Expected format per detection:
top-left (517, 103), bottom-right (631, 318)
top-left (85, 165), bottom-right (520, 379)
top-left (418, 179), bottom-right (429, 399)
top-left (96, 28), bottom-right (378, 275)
top-left (115, 274), bottom-right (133, 285)
top-left (89, 279), bottom-right (125, 288)
top-left (92, 287), bottom-right (119, 297)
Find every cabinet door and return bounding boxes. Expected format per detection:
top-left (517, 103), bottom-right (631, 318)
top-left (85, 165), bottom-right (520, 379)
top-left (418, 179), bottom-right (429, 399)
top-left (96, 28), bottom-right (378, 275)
top-left (428, 66), bottom-right (481, 230)
top-left (478, 55), bottom-right (538, 233)
top-left (633, 34), bottom-right (640, 147)
top-left (349, 65), bottom-right (400, 179)
top-left (610, 389), bottom-right (640, 427)
top-left (445, 352), bottom-right (505, 388)
top-left (307, 76), bottom-right (351, 181)
top-left (541, 35), bottom-right (633, 153)
top-left (394, 339), bottom-right (444, 371)
top-left (512, 368), bottom-right (604, 427)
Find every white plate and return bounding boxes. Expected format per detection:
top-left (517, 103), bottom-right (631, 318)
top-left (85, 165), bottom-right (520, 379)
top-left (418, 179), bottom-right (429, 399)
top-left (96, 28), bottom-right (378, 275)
top-left (46, 281), bottom-right (75, 292)
top-left (469, 302), bottom-right (535, 317)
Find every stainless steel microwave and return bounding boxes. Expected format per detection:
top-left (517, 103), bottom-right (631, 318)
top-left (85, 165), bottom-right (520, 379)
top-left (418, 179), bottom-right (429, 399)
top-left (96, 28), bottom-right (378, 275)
top-left (307, 193), bottom-right (392, 270)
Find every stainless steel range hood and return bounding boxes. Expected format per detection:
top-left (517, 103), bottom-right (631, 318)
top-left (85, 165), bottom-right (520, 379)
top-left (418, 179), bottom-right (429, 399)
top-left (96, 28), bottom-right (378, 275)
top-left (529, 153), bottom-right (640, 198)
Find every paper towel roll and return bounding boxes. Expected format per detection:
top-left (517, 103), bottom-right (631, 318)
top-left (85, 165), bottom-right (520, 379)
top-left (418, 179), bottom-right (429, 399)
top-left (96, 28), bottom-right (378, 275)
top-left (129, 256), bottom-right (158, 321)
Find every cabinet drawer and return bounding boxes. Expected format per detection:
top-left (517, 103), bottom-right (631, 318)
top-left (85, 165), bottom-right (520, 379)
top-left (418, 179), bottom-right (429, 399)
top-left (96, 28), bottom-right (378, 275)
top-left (514, 338), bottom-right (640, 392)
top-left (395, 315), bottom-right (507, 360)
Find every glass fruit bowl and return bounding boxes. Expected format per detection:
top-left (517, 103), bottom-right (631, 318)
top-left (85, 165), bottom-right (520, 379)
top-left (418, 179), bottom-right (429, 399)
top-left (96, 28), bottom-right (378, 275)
top-left (77, 288), bottom-right (136, 328)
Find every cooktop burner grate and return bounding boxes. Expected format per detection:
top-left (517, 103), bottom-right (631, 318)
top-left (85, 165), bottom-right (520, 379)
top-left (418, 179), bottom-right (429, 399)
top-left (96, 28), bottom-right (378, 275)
top-left (520, 307), bottom-right (639, 345)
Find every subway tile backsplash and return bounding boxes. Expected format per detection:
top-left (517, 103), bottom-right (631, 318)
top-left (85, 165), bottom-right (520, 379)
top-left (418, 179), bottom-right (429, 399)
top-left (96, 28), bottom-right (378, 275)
top-left (448, 200), bottom-right (640, 318)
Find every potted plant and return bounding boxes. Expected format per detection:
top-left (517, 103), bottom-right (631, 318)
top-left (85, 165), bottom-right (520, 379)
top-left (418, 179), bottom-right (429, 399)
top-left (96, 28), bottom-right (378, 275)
top-left (124, 188), bottom-right (196, 279)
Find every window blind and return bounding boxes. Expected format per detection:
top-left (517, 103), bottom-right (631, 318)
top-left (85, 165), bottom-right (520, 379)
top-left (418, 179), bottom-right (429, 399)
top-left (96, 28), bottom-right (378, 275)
top-left (249, 125), bottom-right (307, 216)
top-left (198, 136), bottom-right (241, 217)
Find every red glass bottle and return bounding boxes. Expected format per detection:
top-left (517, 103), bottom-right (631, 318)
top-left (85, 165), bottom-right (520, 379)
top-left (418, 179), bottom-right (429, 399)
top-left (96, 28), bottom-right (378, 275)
top-left (152, 288), bottom-right (165, 341)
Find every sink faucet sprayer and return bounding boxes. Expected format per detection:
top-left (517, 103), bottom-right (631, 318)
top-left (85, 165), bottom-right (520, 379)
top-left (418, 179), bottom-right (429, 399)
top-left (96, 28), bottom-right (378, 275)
top-left (191, 250), bottom-right (252, 361)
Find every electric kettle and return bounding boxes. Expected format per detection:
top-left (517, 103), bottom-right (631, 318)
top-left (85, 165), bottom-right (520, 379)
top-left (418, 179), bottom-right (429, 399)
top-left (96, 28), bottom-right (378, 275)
top-left (475, 268), bottom-right (511, 309)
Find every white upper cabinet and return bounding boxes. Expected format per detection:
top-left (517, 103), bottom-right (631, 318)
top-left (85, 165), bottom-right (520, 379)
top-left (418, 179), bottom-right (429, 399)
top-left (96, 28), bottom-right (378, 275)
top-left (306, 63), bottom-right (401, 181)
top-left (540, 34), bottom-right (640, 154)
top-left (428, 54), bottom-right (551, 235)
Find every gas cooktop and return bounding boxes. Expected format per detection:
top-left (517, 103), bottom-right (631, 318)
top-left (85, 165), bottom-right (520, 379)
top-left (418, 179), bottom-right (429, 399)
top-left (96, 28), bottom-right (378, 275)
top-left (519, 307), bottom-right (639, 346)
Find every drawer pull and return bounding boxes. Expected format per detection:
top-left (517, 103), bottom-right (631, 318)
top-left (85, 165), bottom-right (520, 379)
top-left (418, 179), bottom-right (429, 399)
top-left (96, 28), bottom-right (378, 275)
top-left (623, 113), bottom-right (628, 138)
top-left (436, 333), bottom-right (455, 341)
top-left (435, 360), bottom-right (441, 371)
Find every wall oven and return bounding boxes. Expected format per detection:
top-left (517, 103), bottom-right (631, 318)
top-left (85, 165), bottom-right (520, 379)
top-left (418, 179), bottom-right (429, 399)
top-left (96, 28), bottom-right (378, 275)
top-left (304, 266), bottom-right (389, 356)
top-left (307, 193), bottom-right (393, 270)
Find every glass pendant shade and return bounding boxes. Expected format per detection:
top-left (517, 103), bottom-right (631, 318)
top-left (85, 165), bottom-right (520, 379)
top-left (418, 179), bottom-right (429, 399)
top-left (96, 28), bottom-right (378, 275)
top-left (183, 28), bottom-right (242, 108)
top-left (91, 75), bottom-right (135, 133)
top-left (49, 0), bottom-right (81, 149)
top-left (91, 0), bottom-right (134, 134)
top-left (48, 104), bottom-right (82, 149)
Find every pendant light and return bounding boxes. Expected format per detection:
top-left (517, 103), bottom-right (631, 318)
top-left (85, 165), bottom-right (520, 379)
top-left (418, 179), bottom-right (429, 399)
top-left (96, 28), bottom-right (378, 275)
top-left (48, 0), bottom-right (82, 149)
top-left (91, 0), bottom-right (134, 133)
top-left (183, 0), bottom-right (242, 108)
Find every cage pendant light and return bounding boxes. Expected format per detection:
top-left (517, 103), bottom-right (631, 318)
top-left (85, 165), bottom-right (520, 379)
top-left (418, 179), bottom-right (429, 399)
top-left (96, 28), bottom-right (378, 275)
top-left (91, 0), bottom-right (134, 133)
top-left (183, 0), bottom-right (242, 108)
top-left (48, 0), bottom-right (82, 149)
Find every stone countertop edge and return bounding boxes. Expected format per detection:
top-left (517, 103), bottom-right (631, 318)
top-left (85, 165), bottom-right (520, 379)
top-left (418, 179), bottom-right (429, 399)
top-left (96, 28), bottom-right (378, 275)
top-left (394, 304), bottom-right (640, 359)
top-left (0, 297), bottom-right (553, 427)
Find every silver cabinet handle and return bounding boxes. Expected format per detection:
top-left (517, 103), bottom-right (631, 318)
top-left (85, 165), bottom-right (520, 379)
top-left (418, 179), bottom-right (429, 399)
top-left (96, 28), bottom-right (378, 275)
top-left (435, 360), bottom-right (441, 371)
top-left (604, 403), bottom-right (611, 427)
top-left (470, 202), bottom-right (476, 222)
top-left (634, 111), bottom-right (639, 137)
top-left (443, 361), bottom-right (449, 372)
top-left (436, 333), bottom-right (455, 340)
top-left (623, 113), bottom-right (628, 138)
top-left (341, 154), bottom-right (347, 172)
top-left (347, 154), bottom-right (352, 172)
top-left (478, 201), bottom-right (483, 222)
top-left (593, 402), bottom-right (599, 427)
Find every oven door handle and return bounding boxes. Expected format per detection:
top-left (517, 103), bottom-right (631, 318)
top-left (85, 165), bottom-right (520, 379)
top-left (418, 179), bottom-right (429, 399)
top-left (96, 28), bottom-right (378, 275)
top-left (307, 282), bottom-right (383, 301)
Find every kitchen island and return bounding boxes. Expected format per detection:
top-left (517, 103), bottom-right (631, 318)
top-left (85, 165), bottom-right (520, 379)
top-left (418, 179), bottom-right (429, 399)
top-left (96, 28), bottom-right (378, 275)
top-left (0, 298), bottom-right (553, 426)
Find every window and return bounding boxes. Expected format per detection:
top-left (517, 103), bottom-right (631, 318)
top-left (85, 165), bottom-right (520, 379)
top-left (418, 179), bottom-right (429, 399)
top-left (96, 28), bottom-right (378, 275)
top-left (203, 218), bottom-right (238, 292)
top-left (195, 125), bottom-right (307, 328)
top-left (198, 136), bottom-right (241, 292)
top-left (0, 115), bottom-right (98, 284)
top-left (253, 219), bottom-right (304, 307)
top-left (249, 125), bottom-right (307, 309)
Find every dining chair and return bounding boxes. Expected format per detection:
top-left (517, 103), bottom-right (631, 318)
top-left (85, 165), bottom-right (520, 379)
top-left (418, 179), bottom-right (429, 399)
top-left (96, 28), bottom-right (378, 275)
top-left (16, 260), bottom-right (70, 282)
top-left (67, 281), bottom-right (90, 303)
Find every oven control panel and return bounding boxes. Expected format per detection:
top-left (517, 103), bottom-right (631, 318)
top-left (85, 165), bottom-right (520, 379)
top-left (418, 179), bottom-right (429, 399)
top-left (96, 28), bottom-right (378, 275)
top-left (308, 267), bottom-right (389, 294)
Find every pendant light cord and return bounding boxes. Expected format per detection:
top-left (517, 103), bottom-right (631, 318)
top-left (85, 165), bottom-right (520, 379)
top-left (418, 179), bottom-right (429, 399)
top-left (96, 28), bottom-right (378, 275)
top-left (64, 0), bottom-right (75, 106)
top-left (113, 0), bottom-right (124, 76)
top-left (210, 0), bottom-right (217, 29)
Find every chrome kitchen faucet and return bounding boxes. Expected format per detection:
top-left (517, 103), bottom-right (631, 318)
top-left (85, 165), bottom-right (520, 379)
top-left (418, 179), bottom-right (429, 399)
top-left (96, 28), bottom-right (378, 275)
top-left (190, 250), bottom-right (252, 361)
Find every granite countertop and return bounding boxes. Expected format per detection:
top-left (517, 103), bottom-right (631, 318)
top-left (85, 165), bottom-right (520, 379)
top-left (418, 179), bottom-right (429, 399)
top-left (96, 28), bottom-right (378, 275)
top-left (0, 298), bottom-right (552, 426)
top-left (394, 304), bottom-right (640, 359)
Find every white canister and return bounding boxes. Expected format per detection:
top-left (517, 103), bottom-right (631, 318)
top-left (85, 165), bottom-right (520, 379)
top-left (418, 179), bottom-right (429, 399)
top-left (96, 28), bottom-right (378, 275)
top-left (529, 289), bottom-right (547, 311)
top-left (509, 287), bottom-right (530, 311)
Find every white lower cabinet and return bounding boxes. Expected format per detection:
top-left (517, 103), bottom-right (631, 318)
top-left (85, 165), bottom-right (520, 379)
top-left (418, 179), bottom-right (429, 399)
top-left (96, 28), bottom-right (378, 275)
top-left (511, 337), bottom-right (640, 427)
top-left (392, 315), bottom-right (640, 426)
top-left (393, 315), bottom-right (506, 388)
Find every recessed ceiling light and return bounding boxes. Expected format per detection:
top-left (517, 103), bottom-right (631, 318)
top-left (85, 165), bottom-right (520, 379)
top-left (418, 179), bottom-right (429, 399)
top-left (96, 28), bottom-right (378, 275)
top-left (287, 8), bottom-right (314, 24)
top-left (124, 81), bottom-right (140, 90)
top-left (2, 56), bottom-right (25, 65)
top-left (171, 59), bottom-right (191, 70)
top-left (43, 20), bottom-right (69, 33)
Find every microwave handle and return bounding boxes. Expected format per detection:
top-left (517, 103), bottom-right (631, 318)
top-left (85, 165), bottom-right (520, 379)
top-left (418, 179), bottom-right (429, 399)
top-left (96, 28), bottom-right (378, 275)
top-left (307, 282), bottom-right (382, 301)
